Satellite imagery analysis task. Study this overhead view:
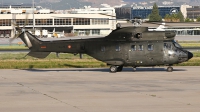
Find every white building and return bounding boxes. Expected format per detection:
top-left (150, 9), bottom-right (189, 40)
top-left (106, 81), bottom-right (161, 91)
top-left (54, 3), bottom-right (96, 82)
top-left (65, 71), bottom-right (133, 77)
top-left (180, 4), bottom-right (192, 19)
top-left (0, 4), bottom-right (116, 38)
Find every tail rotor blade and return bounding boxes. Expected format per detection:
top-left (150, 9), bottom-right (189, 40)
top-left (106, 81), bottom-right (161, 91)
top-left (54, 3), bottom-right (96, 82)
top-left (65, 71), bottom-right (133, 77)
top-left (10, 16), bottom-right (25, 44)
top-left (9, 33), bottom-right (21, 44)
top-left (9, 37), bottom-right (16, 44)
top-left (23, 14), bottom-right (29, 28)
top-left (9, 14), bottom-right (30, 45)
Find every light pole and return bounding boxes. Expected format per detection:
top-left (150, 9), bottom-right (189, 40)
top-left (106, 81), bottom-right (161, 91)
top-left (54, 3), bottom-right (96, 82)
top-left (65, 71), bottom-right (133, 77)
top-left (32, 0), bottom-right (35, 31)
top-left (50, 3), bottom-right (52, 10)
top-left (66, 3), bottom-right (71, 9)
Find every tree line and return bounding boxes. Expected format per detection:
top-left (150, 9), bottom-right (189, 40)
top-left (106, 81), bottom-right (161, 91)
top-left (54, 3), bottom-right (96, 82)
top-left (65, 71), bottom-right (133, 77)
top-left (149, 3), bottom-right (200, 22)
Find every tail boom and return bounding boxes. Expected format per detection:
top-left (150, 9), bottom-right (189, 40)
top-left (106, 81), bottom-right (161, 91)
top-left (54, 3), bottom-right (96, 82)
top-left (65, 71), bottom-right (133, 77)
top-left (18, 31), bottom-right (86, 58)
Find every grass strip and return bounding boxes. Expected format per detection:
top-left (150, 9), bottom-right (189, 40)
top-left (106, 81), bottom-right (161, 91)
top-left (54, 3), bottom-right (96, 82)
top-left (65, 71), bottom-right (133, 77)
top-left (0, 52), bottom-right (200, 69)
top-left (175, 57), bottom-right (200, 66)
top-left (0, 59), bottom-right (107, 69)
top-left (179, 43), bottom-right (200, 48)
top-left (0, 44), bottom-right (28, 50)
top-left (0, 53), bottom-right (107, 69)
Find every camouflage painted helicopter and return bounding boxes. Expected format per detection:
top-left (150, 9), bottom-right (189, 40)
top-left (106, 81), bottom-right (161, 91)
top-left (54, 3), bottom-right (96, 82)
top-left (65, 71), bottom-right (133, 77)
top-left (16, 24), bottom-right (193, 72)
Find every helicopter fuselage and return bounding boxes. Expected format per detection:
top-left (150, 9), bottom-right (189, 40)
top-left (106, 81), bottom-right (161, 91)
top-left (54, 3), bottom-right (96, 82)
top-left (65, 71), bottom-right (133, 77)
top-left (19, 26), bottom-right (193, 72)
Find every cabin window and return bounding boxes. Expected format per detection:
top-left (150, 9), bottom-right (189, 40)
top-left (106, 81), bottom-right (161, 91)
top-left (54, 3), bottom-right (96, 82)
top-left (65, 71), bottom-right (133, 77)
top-left (101, 46), bottom-right (105, 52)
top-left (148, 44), bottom-right (153, 51)
top-left (116, 45), bottom-right (121, 52)
top-left (131, 45), bottom-right (136, 51)
top-left (164, 43), bottom-right (172, 50)
top-left (138, 45), bottom-right (143, 51)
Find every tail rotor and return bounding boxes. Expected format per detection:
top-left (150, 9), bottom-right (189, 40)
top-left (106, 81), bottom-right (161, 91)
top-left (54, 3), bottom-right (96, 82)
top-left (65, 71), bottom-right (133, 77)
top-left (9, 14), bottom-right (29, 44)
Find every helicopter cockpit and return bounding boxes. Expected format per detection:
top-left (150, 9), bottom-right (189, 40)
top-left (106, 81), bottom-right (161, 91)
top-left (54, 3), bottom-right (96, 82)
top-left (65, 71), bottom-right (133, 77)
top-left (163, 40), bottom-right (193, 64)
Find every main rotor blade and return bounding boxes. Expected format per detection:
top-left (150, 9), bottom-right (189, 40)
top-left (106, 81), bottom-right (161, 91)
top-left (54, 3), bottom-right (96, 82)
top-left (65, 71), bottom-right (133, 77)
top-left (99, 13), bottom-right (116, 17)
top-left (143, 22), bottom-right (172, 27)
top-left (142, 21), bottom-right (200, 28)
top-left (52, 16), bottom-right (114, 19)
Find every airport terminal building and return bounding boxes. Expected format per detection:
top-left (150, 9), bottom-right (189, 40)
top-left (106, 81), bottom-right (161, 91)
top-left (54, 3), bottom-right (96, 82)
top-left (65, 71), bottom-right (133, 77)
top-left (0, 4), bottom-right (116, 38)
top-left (1, 4), bottom-right (200, 38)
top-left (115, 6), bottom-right (180, 19)
top-left (115, 5), bottom-right (200, 36)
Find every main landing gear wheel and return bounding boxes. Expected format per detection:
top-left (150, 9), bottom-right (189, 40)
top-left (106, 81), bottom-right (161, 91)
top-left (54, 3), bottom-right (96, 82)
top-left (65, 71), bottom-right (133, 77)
top-left (110, 65), bottom-right (118, 73)
top-left (167, 66), bottom-right (173, 72)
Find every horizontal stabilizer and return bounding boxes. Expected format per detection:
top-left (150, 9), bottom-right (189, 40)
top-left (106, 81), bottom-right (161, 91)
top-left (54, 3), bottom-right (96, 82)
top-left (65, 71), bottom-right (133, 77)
top-left (27, 52), bottom-right (51, 58)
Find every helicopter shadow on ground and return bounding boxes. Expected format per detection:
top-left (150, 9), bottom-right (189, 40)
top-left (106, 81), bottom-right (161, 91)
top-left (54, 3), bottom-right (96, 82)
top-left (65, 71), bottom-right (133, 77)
top-left (122, 67), bottom-right (187, 72)
top-left (22, 68), bottom-right (109, 72)
top-left (22, 67), bottom-right (187, 73)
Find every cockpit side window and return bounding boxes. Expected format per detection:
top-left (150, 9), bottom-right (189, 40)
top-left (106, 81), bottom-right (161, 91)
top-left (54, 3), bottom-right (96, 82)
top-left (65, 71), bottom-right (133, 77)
top-left (173, 41), bottom-right (182, 48)
top-left (164, 43), bottom-right (172, 50)
top-left (168, 44), bottom-right (172, 49)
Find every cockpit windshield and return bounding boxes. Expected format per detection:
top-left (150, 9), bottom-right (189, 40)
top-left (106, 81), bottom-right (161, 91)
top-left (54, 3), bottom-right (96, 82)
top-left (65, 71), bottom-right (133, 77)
top-left (173, 40), bottom-right (182, 48)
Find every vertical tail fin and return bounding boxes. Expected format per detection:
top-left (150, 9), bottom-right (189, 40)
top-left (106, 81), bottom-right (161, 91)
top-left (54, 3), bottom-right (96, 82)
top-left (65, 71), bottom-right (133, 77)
top-left (19, 31), bottom-right (42, 49)
top-left (19, 31), bottom-right (51, 59)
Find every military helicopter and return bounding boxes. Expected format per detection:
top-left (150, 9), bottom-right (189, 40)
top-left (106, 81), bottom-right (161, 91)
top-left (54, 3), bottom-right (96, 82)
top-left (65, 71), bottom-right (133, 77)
top-left (14, 22), bottom-right (193, 73)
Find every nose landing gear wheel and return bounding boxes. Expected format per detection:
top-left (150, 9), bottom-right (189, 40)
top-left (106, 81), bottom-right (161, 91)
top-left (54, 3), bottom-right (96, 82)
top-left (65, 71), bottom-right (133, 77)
top-left (167, 66), bottom-right (173, 72)
top-left (110, 66), bottom-right (117, 73)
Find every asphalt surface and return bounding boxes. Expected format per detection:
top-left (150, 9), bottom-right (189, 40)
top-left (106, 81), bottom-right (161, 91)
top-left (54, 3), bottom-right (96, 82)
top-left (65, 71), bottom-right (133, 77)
top-left (0, 67), bottom-right (200, 112)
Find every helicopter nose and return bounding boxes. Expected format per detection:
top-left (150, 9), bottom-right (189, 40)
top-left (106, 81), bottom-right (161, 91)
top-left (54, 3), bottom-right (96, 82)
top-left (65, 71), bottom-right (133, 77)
top-left (188, 51), bottom-right (193, 60)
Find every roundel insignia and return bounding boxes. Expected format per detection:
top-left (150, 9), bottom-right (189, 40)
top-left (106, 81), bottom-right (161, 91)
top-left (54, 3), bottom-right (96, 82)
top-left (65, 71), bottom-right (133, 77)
top-left (68, 45), bottom-right (71, 49)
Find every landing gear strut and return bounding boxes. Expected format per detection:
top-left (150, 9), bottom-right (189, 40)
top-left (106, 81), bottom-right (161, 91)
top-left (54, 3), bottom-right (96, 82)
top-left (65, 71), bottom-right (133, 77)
top-left (167, 66), bottom-right (173, 72)
top-left (117, 66), bottom-right (123, 72)
top-left (133, 66), bottom-right (136, 72)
